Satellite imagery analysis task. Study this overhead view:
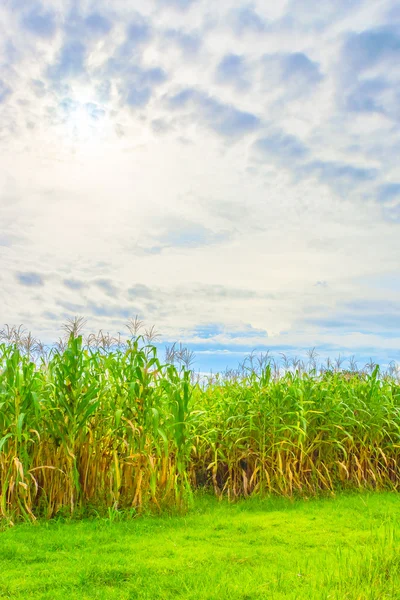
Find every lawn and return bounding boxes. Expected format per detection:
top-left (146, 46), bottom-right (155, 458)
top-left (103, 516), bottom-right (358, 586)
top-left (1, 492), bottom-right (400, 600)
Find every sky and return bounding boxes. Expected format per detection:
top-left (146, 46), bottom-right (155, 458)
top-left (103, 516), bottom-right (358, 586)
top-left (1, 0), bottom-right (400, 372)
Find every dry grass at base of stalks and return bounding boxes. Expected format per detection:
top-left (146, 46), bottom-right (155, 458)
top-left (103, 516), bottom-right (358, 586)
top-left (1, 317), bottom-right (400, 523)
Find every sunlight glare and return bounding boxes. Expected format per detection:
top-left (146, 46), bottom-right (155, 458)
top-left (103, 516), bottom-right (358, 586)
top-left (63, 99), bottom-right (109, 156)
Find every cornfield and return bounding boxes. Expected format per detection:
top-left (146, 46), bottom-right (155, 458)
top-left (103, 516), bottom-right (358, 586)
top-left (1, 319), bottom-right (400, 523)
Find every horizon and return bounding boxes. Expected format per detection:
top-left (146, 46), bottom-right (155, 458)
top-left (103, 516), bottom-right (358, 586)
top-left (1, 0), bottom-right (400, 373)
top-left (1, 318), bottom-right (398, 377)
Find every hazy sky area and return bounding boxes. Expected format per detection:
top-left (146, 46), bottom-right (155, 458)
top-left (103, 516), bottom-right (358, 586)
top-left (1, 0), bottom-right (400, 372)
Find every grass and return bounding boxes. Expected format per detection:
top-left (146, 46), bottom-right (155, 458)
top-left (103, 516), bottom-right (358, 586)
top-left (1, 492), bottom-right (400, 599)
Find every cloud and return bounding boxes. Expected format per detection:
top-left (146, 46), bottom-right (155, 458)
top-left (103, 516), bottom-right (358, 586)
top-left (194, 322), bottom-right (268, 340)
top-left (56, 300), bottom-right (85, 314)
top-left (157, 0), bottom-right (197, 9)
top-left (85, 103), bottom-right (106, 120)
top-left (113, 13), bottom-right (152, 59)
top-left (122, 66), bottom-right (167, 108)
top-left (57, 300), bottom-right (136, 320)
top-left (193, 323), bottom-right (224, 339)
top-left (60, 6), bottom-right (114, 43)
top-left (387, 4), bottom-right (400, 22)
top-left (262, 52), bottom-right (323, 97)
top-left (2, 0), bottom-right (400, 371)
top-left (16, 272), bottom-right (44, 287)
top-left (254, 130), bottom-right (309, 164)
top-left (383, 203), bottom-right (400, 223)
top-left (340, 26), bottom-right (400, 120)
top-left (167, 88), bottom-right (261, 137)
top-left (215, 54), bottom-right (250, 90)
top-left (84, 13), bottom-right (113, 36)
top-left (42, 311), bottom-right (59, 321)
top-left (304, 298), bottom-right (400, 335)
top-left (167, 88), bottom-right (196, 108)
top-left (86, 303), bottom-right (136, 319)
top-left (284, 0), bottom-right (366, 30)
top-left (344, 77), bottom-right (390, 114)
top-left (93, 278), bottom-right (118, 297)
top-left (0, 79), bottom-right (12, 104)
top-left (96, 80), bottom-right (111, 103)
top-left (31, 79), bottom-right (46, 98)
top-left (377, 183), bottom-right (400, 203)
top-left (63, 278), bottom-right (86, 291)
top-left (299, 160), bottom-right (378, 195)
top-left (192, 284), bottom-right (265, 301)
top-left (343, 76), bottom-right (400, 120)
top-left (47, 41), bottom-right (86, 81)
top-left (125, 87), bottom-right (152, 108)
top-left (20, 4), bottom-right (57, 38)
top-left (279, 52), bottom-right (323, 84)
top-left (127, 19), bottom-right (151, 44)
top-left (128, 284), bottom-right (154, 300)
top-left (151, 118), bottom-right (173, 134)
top-left (230, 5), bottom-right (267, 35)
top-left (163, 29), bottom-right (202, 55)
top-left (158, 220), bottom-right (230, 249)
top-left (0, 233), bottom-right (20, 247)
top-left (343, 26), bottom-right (400, 72)
top-left (46, 96), bottom-right (106, 127)
top-left (58, 97), bottom-right (78, 116)
top-left (345, 299), bottom-right (399, 313)
top-left (104, 55), bottom-right (167, 108)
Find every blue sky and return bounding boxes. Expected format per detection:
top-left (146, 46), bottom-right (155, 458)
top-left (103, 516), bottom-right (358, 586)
top-left (1, 0), bottom-right (400, 372)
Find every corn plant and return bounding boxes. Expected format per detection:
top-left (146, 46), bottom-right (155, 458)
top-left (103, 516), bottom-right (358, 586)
top-left (1, 321), bottom-right (400, 522)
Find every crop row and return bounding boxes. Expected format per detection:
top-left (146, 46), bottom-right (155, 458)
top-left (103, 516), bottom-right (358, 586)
top-left (1, 329), bottom-right (400, 522)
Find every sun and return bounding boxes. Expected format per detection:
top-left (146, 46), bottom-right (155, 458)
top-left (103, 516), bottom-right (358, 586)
top-left (63, 98), bottom-right (108, 156)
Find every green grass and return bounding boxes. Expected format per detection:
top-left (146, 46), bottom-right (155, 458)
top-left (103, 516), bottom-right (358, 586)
top-left (1, 492), bottom-right (400, 599)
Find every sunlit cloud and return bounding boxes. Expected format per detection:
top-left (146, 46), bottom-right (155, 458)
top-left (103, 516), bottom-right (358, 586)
top-left (0, 0), bottom-right (399, 370)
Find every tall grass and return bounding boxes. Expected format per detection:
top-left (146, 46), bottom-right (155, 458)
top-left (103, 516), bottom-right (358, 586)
top-left (1, 319), bottom-right (400, 522)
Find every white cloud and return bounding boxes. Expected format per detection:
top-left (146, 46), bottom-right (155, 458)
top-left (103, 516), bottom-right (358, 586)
top-left (0, 0), bottom-right (400, 368)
